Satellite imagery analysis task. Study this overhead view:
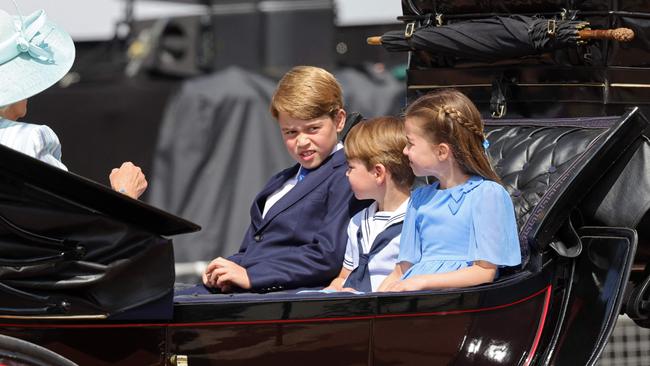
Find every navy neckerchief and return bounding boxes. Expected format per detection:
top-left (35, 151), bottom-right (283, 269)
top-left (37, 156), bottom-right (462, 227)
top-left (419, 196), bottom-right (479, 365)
top-left (343, 221), bottom-right (403, 292)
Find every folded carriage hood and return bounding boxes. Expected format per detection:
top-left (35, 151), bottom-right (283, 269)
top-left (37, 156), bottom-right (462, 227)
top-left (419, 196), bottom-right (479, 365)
top-left (0, 143), bottom-right (200, 236)
top-left (0, 144), bottom-right (199, 319)
top-left (484, 109), bottom-right (648, 254)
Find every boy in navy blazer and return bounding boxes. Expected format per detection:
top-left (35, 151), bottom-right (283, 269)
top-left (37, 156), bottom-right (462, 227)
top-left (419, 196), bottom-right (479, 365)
top-left (203, 66), bottom-right (363, 293)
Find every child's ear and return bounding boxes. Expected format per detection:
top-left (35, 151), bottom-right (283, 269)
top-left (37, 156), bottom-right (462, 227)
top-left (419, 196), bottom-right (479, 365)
top-left (334, 109), bottom-right (346, 133)
top-left (374, 164), bottom-right (387, 184)
top-left (438, 143), bottom-right (451, 161)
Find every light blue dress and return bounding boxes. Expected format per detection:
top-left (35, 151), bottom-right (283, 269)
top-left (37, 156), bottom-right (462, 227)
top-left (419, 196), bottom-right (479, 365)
top-left (0, 118), bottom-right (67, 170)
top-left (399, 175), bottom-right (521, 279)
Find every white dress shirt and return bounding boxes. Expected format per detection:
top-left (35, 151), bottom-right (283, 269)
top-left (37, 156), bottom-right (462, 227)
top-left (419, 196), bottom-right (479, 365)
top-left (262, 142), bottom-right (343, 218)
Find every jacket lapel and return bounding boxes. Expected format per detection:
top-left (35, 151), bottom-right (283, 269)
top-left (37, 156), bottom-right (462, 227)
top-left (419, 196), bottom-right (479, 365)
top-left (250, 166), bottom-right (299, 230)
top-left (259, 149), bottom-right (346, 229)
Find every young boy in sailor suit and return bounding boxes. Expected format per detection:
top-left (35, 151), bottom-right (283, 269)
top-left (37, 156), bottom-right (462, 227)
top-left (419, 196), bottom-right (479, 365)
top-left (325, 117), bottom-right (415, 292)
top-left (203, 66), bottom-right (365, 293)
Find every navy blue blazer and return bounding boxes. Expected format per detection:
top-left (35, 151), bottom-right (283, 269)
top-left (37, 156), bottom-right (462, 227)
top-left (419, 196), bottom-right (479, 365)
top-left (229, 149), bottom-right (366, 292)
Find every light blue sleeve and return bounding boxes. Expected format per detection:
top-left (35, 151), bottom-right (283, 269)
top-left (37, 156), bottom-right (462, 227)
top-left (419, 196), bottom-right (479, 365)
top-left (0, 121), bottom-right (66, 170)
top-left (30, 125), bottom-right (67, 171)
top-left (468, 182), bottom-right (521, 266)
top-left (397, 191), bottom-right (422, 265)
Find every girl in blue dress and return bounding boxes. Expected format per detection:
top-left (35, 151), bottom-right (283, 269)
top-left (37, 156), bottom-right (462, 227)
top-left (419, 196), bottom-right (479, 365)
top-left (378, 90), bottom-right (521, 292)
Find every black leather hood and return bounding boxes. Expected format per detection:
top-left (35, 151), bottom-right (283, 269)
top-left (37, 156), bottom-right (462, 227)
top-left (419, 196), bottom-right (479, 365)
top-left (0, 144), bottom-right (199, 319)
top-left (484, 110), bottom-right (649, 265)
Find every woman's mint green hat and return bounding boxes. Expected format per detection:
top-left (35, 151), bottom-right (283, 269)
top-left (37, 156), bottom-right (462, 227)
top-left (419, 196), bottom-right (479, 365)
top-left (0, 8), bottom-right (75, 106)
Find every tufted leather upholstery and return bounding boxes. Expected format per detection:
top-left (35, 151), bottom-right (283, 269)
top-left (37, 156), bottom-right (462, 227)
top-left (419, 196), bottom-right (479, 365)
top-left (484, 112), bottom-right (646, 267)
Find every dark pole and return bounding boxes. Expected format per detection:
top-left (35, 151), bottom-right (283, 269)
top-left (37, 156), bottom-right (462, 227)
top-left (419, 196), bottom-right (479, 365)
top-left (122, 0), bottom-right (135, 40)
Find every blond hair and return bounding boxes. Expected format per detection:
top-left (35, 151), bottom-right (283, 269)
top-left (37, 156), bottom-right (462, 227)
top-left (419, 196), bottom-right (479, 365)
top-left (344, 116), bottom-right (415, 189)
top-left (270, 66), bottom-right (343, 120)
top-left (405, 90), bottom-right (501, 183)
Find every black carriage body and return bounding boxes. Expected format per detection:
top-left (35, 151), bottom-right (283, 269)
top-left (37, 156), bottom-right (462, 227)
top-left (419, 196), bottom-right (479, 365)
top-left (0, 110), bottom-right (647, 365)
top-left (3, 1), bottom-right (650, 365)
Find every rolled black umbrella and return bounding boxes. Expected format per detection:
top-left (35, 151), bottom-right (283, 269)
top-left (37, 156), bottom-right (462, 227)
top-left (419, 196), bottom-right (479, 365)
top-left (368, 15), bottom-right (634, 62)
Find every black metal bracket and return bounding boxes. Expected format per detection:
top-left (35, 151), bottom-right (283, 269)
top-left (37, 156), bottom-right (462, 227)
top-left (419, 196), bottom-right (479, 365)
top-left (490, 74), bottom-right (513, 119)
top-left (550, 217), bottom-right (583, 258)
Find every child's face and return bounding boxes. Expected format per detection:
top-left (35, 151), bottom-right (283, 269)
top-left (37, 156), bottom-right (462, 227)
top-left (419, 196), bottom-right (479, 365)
top-left (346, 158), bottom-right (379, 201)
top-left (403, 117), bottom-right (442, 177)
top-left (278, 110), bottom-right (345, 169)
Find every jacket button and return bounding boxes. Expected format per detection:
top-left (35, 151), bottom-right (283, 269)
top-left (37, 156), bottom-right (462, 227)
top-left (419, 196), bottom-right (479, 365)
top-left (254, 234), bottom-right (263, 242)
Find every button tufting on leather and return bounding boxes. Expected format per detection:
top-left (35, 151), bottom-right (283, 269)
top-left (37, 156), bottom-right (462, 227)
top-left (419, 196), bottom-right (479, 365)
top-left (485, 121), bottom-right (608, 265)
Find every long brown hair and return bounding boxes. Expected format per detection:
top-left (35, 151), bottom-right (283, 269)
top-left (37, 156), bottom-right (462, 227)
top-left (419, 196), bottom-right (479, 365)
top-left (405, 89), bottom-right (501, 183)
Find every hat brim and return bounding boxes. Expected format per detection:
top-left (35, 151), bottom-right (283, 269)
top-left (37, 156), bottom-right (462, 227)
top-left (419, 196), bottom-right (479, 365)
top-left (0, 19), bottom-right (75, 106)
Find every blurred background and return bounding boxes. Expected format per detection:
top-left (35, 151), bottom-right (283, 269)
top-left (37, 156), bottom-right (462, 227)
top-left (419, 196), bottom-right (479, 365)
top-left (12, 0), bottom-right (410, 278)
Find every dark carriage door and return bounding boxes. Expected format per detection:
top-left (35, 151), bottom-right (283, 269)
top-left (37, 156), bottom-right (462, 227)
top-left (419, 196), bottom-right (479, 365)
top-left (540, 227), bottom-right (637, 365)
top-left (170, 293), bottom-right (374, 366)
top-left (0, 144), bottom-right (199, 365)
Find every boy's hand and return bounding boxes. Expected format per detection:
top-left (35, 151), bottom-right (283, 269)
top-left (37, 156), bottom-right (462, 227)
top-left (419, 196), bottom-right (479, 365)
top-left (203, 257), bottom-right (251, 292)
top-left (324, 277), bottom-right (346, 291)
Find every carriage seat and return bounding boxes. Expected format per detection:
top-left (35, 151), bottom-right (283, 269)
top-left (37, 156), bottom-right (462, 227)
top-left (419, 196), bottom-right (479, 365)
top-left (484, 111), bottom-right (645, 271)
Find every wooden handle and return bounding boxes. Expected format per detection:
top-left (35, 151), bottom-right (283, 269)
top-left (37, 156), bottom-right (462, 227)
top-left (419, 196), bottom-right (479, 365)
top-left (367, 36), bottom-right (382, 45)
top-left (578, 28), bottom-right (635, 42)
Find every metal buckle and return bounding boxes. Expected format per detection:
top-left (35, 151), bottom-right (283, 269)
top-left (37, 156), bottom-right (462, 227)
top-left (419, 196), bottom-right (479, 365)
top-left (547, 19), bottom-right (557, 36)
top-left (576, 22), bottom-right (589, 45)
top-left (170, 355), bottom-right (189, 366)
top-left (405, 22), bottom-right (415, 38)
top-left (491, 104), bottom-right (506, 119)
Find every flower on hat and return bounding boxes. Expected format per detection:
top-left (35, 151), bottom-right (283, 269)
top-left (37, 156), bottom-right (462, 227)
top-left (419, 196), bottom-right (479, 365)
top-left (0, 8), bottom-right (75, 106)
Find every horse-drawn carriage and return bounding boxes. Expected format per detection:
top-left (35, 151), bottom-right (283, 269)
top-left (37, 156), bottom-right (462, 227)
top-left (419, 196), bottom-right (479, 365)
top-left (2, 1), bottom-right (650, 365)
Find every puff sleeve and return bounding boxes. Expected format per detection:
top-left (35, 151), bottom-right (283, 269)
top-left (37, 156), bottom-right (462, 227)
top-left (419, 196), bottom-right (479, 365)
top-left (468, 182), bottom-right (521, 266)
